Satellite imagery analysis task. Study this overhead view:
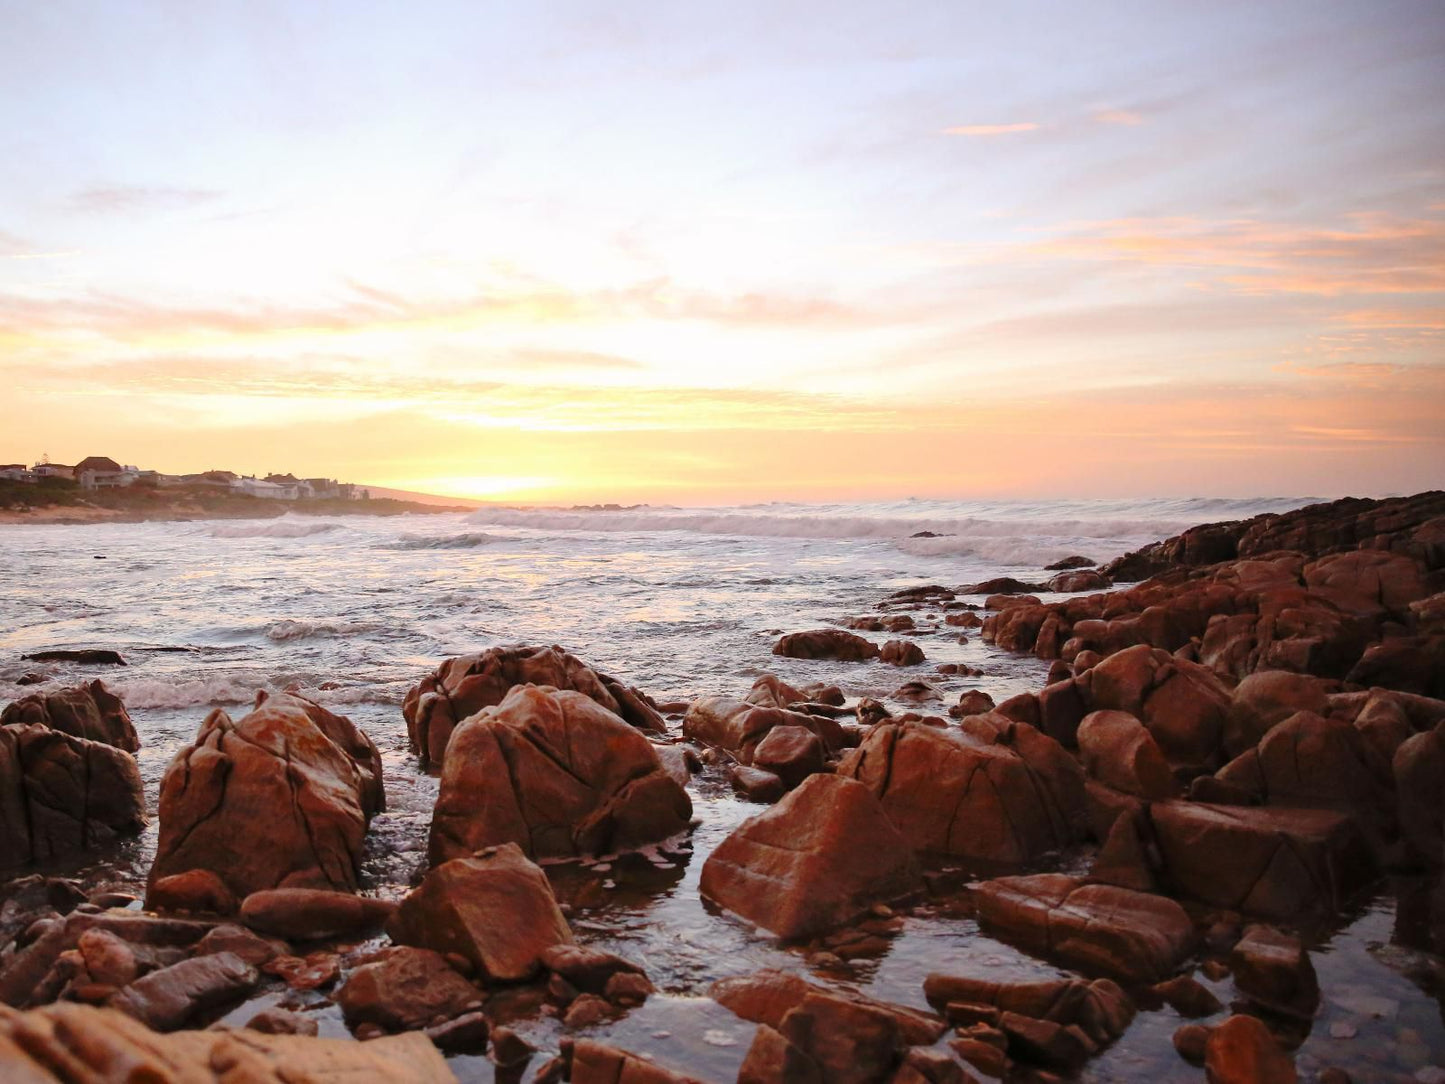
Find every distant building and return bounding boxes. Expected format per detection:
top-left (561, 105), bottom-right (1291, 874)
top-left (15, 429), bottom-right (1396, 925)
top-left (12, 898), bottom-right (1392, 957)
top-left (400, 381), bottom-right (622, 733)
top-left (33, 463), bottom-right (75, 480)
top-left (185, 470), bottom-right (238, 488)
top-left (75, 456), bottom-right (133, 489)
top-left (233, 476), bottom-right (299, 500)
top-left (265, 473), bottom-right (314, 498)
top-left (304, 478), bottom-right (340, 499)
top-left (0, 464), bottom-right (35, 483)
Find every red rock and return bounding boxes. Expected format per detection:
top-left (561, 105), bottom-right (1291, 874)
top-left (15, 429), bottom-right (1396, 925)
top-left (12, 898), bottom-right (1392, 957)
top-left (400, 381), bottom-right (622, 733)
top-left (1084, 645), bottom-right (1232, 769)
top-left (0, 722), bottom-right (145, 871)
top-left (239, 888), bottom-right (396, 941)
top-left (745, 674), bottom-right (809, 708)
top-left (1148, 800), bottom-right (1375, 917)
top-left (246, 1007), bottom-right (319, 1036)
top-left (699, 775), bottom-right (922, 940)
top-left (773, 629), bottom-right (881, 661)
top-left (1228, 924), bottom-right (1319, 1021)
top-left (109, 951), bottom-right (259, 1031)
top-left (730, 764), bottom-right (787, 803)
top-left (387, 842), bottom-right (572, 981)
top-left (922, 973), bottom-right (1134, 1048)
top-left (1076, 710), bottom-right (1179, 799)
top-left (75, 928), bottom-right (138, 988)
top-left (738, 1024), bottom-right (823, 1084)
top-left (1395, 722), bottom-right (1445, 865)
top-left (0, 1001), bottom-right (454, 1081)
top-left (683, 699), bottom-right (845, 764)
top-left (427, 685), bottom-right (691, 864)
top-left (1048, 570), bottom-right (1112, 593)
top-left (335, 946), bottom-right (483, 1031)
top-left (0, 680), bottom-right (138, 752)
top-left (569, 1038), bottom-right (707, 1084)
top-left (837, 716), bottom-right (1084, 864)
top-left (972, 874), bottom-right (1196, 983)
top-left (1204, 1013), bottom-right (1297, 1083)
top-left (751, 725), bottom-right (826, 788)
top-left (193, 924), bottom-right (287, 967)
top-left (1151, 975), bottom-right (1224, 1018)
top-left (953, 690), bottom-right (996, 716)
top-left (880, 640), bottom-right (926, 666)
top-left (148, 870), bottom-right (238, 916)
top-left (1224, 671), bottom-right (1330, 757)
top-left (147, 691), bottom-right (382, 902)
top-left (1347, 636), bottom-right (1445, 697)
top-left (402, 643), bottom-right (665, 769)
top-left (541, 944), bottom-right (648, 995)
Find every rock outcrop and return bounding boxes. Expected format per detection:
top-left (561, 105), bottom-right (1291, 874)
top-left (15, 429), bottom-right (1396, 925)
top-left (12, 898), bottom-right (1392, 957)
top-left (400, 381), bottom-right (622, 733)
top-left (0, 723), bottom-right (145, 871)
top-left (427, 685), bottom-right (691, 864)
top-left (402, 643), bottom-right (665, 769)
top-left (772, 629), bottom-right (881, 661)
top-left (0, 680), bottom-right (138, 752)
top-left (837, 715), bottom-right (1085, 864)
top-left (147, 691), bottom-right (383, 904)
top-left (700, 775), bottom-right (921, 939)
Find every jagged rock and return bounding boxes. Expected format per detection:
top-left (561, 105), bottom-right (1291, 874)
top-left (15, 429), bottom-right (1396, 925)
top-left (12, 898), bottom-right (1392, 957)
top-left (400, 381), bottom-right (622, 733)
top-left (1076, 710), bottom-right (1179, 799)
top-left (388, 843), bottom-right (571, 981)
top-left (731, 764), bottom-right (787, 803)
top-left (923, 974), bottom-right (1134, 1054)
top-left (953, 690), bottom-right (995, 716)
top-left (541, 944), bottom-right (648, 998)
top-left (1049, 570), bottom-right (1112, 593)
top-left (837, 715), bottom-right (1084, 863)
top-left (700, 775), bottom-right (921, 939)
top-left (149, 870), bottom-right (239, 916)
top-left (1223, 671), bottom-right (1331, 758)
top-left (335, 946), bottom-right (484, 1032)
top-left (246, 1007), bottom-right (319, 1036)
top-left (22, 649), bottom-right (126, 665)
top-left (402, 643), bottom-right (665, 769)
top-left (427, 685), bottom-right (691, 864)
top-left (683, 698), bottom-right (845, 764)
top-left (772, 629), bottom-right (881, 661)
top-left (1228, 924), bottom-right (1319, 1021)
top-left (1084, 645), bottom-right (1233, 770)
top-left (0, 722), bottom-right (145, 871)
top-left (1151, 975), bottom-right (1224, 1018)
top-left (0, 1001), bottom-right (455, 1081)
top-left (194, 924), bottom-right (287, 967)
top-left (1204, 1013), bottom-right (1297, 1083)
top-left (109, 951), bottom-right (258, 1031)
top-left (1215, 710), bottom-right (1392, 824)
top-left (0, 680), bottom-right (137, 752)
top-left (238, 888), bottom-right (396, 941)
top-left (1148, 800), bottom-right (1376, 918)
top-left (972, 874), bottom-right (1195, 983)
top-left (147, 692), bottom-right (383, 903)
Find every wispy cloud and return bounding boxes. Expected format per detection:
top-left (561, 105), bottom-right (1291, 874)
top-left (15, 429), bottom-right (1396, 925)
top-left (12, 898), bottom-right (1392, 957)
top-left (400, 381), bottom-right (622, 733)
top-left (68, 185), bottom-right (223, 215)
top-left (1092, 109), bottom-right (1143, 126)
top-left (943, 122), bottom-right (1040, 137)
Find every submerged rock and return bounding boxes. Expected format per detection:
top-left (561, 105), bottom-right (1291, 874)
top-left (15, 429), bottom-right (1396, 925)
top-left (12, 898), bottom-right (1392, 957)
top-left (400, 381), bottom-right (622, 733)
top-left (772, 628), bottom-right (881, 661)
top-left (335, 946), bottom-right (483, 1032)
top-left (427, 684), bottom-right (691, 864)
top-left (700, 775), bottom-right (921, 939)
top-left (146, 691), bottom-right (383, 903)
top-left (402, 643), bottom-right (665, 769)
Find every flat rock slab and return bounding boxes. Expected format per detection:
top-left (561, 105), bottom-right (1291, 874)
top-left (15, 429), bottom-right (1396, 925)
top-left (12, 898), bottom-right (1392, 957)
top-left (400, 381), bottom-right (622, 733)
top-left (972, 873), bottom-right (1196, 984)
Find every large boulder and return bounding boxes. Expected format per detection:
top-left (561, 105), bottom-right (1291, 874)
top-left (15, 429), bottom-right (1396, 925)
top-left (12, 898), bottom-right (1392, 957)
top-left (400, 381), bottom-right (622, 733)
top-left (1214, 710), bottom-right (1393, 825)
top-left (387, 843), bottom-right (572, 981)
top-left (108, 952), bottom-right (259, 1031)
top-left (0, 723), bottom-right (145, 871)
top-left (402, 644), bottom-right (665, 769)
top-left (1223, 670), bottom-right (1330, 757)
top-left (837, 715), bottom-right (1085, 864)
top-left (1394, 722), bottom-right (1445, 866)
top-left (1147, 800), bottom-right (1376, 917)
top-left (1076, 710), bottom-right (1178, 799)
top-left (699, 774), bottom-right (922, 940)
top-left (147, 692), bottom-right (383, 904)
top-left (0, 1001), bottom-right (455, 1082)
top-left (1083, 645), bottom-right (1233, 770)
top-left (0, 680), bottom-right (138, 752)
top-left (972, 874), bottom-right (1196, 983)
top-left (427, 685), bottom-right (691, 864)
top-left (772, 629), bottom-right (880, 661)
top-left (1204, 1013), bottom-right (1297, 1083)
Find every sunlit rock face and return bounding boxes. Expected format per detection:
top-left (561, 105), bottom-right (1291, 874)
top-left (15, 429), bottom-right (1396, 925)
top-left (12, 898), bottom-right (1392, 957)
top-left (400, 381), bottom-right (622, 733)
top-left (403, 644), bottom-right (666, 769)
top-left (426, 684), bottom-right (691, 865)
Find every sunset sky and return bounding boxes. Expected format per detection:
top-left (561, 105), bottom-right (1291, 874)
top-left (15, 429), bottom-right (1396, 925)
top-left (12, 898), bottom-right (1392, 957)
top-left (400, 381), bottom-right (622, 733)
top-left (2, 1), bottom-right (1442, 502)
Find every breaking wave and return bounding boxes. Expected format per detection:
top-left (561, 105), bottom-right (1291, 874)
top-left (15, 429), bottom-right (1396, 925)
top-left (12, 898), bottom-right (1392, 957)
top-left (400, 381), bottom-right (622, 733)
top-left (206, 516), bottom-right (347, 539)
top-left (265, 618), bottom-right (382, 642)
top-left (383, 531), bottom-right (502, 550)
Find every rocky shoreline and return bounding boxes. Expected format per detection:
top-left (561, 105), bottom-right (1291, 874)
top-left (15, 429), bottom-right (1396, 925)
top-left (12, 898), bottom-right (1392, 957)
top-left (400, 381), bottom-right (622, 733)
top-left (2, 492), bottom-right (1443, 1082)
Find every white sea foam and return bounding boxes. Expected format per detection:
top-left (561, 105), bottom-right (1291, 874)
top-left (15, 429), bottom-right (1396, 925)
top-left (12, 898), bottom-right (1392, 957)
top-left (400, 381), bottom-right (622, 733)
top-left (265, 618), bottom-right (381, 642)
top-left (112, 676), bottom-right (260, 709)
top-left (206, 516), bottom-right (346, 539)
top-left (384, 531), bottom-right (501, 550)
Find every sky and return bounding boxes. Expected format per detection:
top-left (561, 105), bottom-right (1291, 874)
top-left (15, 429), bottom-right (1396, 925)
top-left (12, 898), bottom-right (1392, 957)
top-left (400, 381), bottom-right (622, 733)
top-left (2, 1), bottom-right (1442, 503)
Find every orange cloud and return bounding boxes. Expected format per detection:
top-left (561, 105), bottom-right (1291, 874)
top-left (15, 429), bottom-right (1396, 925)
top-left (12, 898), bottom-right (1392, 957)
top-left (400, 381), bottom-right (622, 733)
top-left (1093, 109), bottom-right (1143, 126)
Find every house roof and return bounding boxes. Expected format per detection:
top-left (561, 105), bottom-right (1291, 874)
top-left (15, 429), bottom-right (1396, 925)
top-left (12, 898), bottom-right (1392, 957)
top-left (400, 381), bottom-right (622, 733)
top-left (76, 456), bottom-right (123, 473)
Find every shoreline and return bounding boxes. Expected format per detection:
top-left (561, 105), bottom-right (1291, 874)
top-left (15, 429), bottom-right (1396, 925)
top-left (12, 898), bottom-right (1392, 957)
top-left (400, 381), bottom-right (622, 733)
top-left (0, 498), bottom-right (472, 526)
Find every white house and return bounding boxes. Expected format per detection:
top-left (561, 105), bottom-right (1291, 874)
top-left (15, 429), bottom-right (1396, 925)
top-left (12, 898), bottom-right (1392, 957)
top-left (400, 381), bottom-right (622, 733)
top-left (232, 477), bottom-right (299, 500)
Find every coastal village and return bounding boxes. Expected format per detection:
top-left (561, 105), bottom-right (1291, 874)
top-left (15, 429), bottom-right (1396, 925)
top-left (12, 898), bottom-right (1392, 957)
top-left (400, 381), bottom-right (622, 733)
top-left (0, 456), bottom-right (367, 501)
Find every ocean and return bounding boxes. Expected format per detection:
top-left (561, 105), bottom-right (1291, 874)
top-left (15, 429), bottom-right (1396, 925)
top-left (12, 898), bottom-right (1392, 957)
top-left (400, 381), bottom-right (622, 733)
top-left (10, 493), bottom-right (1438, 1081)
